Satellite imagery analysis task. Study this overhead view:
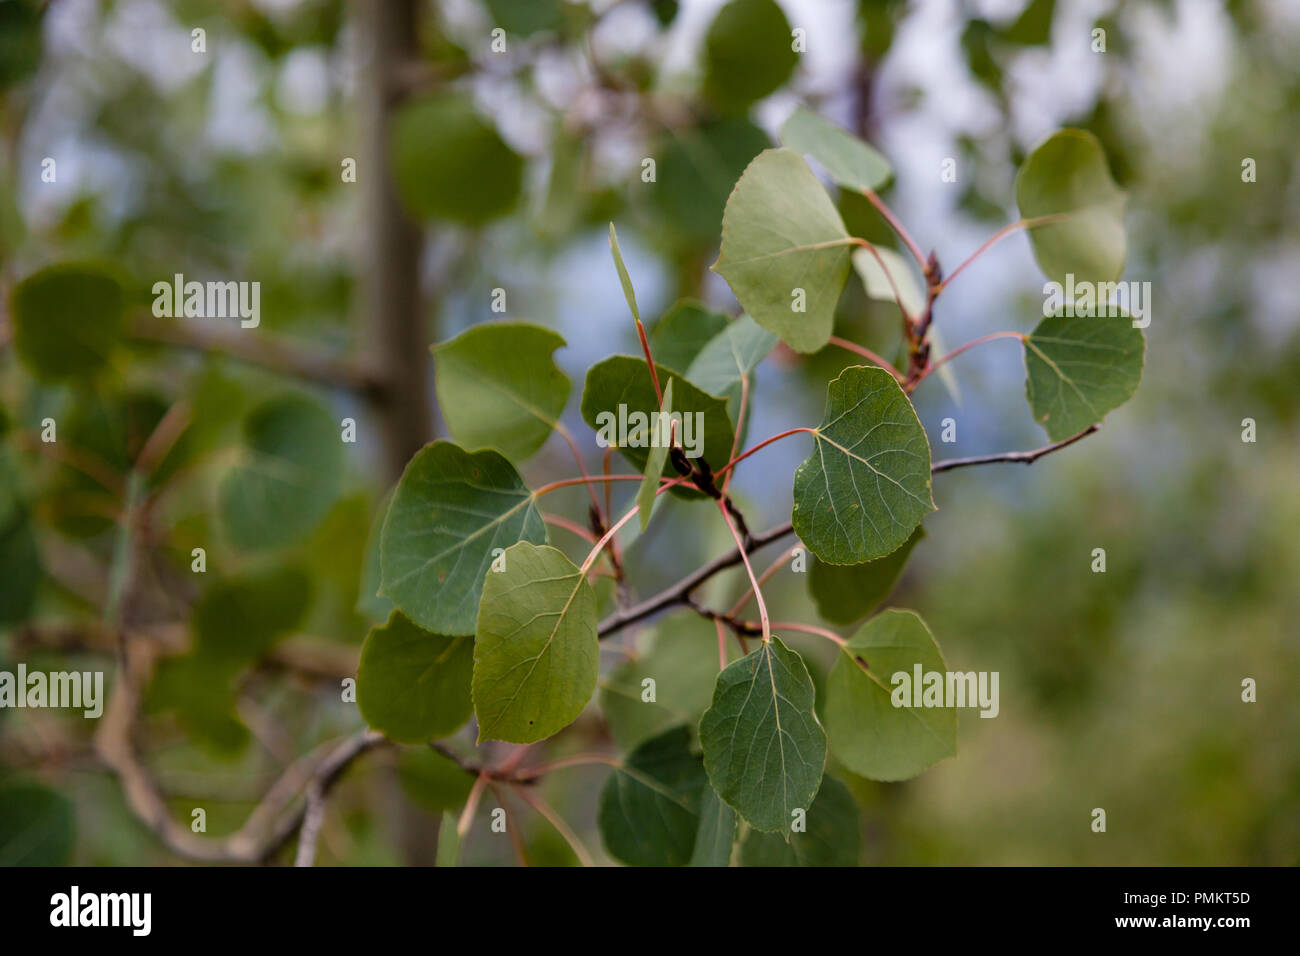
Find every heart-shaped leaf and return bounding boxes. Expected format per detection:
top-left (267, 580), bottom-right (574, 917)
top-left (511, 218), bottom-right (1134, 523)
top-left (699, 636), bottom-right (826, 832)
top-left (1016, 128), bottom-right (1126, 284)
top-left (597, 726), bottom-right (707, 867)
top-left (824, 609), bottom-right (956, 782)
top-left (792, 365), bottom-right (934, 564)
top-left (1023, 311), bottom-right (1144, 440)
top-left (780, 107), bottom-right (892, 192)
top-left (357, 611), bottom-right (474, 744)
top-left (380, 441), bottom-right (546, 636)
top-left (433, 322), bottom-right (571, 462)
top-left (472, 541), bottom-right (598, 743)
top-left (712, 149), bottom-right (853, 354)
top-left (702, 0), bottom-right (797, 110)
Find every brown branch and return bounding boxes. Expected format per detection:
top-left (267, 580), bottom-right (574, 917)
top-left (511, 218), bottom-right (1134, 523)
top-left (931, 424), bottom-right (1100, 474)
top-left (597, 521), bottom-right (795, 639)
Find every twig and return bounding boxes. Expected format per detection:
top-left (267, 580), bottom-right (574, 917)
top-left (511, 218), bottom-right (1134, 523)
top-left (931, 424), bottom-right (1100, 474)
top-left (597, 521), bottom-right (795, 638)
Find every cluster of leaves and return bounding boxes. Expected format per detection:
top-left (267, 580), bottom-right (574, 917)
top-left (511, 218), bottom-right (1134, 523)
top-left (348, 110), bottom-right (1143, 863)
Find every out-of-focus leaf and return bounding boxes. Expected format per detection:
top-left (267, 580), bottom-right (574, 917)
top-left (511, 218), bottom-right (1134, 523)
top-left (358, 611), bottom-right (474, 743)
top-left (390, 93), bottom-right (523, 225)
top-left (0, 781), bottom-right (74, 866)
top-left (217, 394), bottom-right (343, 552)
top-left (741, 775), bottom-right (860, 865)
top-left (780, 108), bottom-right (892, 192)
top-left (809, 525), bottom-right (924, 625)
top-left (702, 0), bottom-right (798, 110)
top-left (11, 264), bottom-right (123, 381)
top-left (597, 727), bottom-right (707, 866)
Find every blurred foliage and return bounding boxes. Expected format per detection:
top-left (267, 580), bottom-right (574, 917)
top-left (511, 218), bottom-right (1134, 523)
top-left (0, 0), bottom-right (1296, 865)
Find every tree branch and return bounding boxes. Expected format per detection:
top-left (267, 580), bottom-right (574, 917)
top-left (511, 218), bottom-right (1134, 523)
top-left (597, 521), bottom-right (795, 638)
top-left (931, 424), bottom-right (1100, 474)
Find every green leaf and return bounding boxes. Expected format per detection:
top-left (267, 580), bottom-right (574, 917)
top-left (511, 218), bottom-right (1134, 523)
top-left (690, 785), bottom-right (738, 867)
top-left (851, 245), bottom-right (923, 317)
top-left (217, 394), bottom-right (343, 552)
top-left (433, 322), bottom-right (571, 462)
top-left (472, 542), bottom-right (598, 743)
top-left (597, 727), bottom-right (707, 867)
top-left (636, 378), bottom-right (673, 532)
top-left (11, 263), bottom-right (123, 380)
top-left (650, 301), bottom-right (730, 374)
top-left (357, 611), bottom-right (474, 744)
top-left (379, 441), bottom-right (546, 636)
top-left (653, 119), bottom-right (769, 242)
top-left (1023, 311), bottom-right (1144, 440)
top-left (810, 525), bottom-right (924, 626)
top-left (780, 107), bottom-right (892, 192)
top-left (699, 636), bottom-right (826, 832)
top-left (1015, 129), bottom-right (1126, 284)
top-left (0, 781), bottom-right (74, 866)
top-left (599, 613), bottom-right (721, 751)
top-left (684, 314), bottom-right (777, 429)
top-left (191, 567), bottom-right (312, 667)
top-left (741, 775), bottom-right (860, 866)
top-left (436, 812), bottom-right (461, 867)
top-left (0, 509), bottom-right (40, 628)
top-left (824, 608), bottom-right (956, 782)
top-left (792, 365), bottom-right (935, 564)
top-left (580, 356), bottom-right (735, 488)
top-left (712, 149), bottom-right (853, 354)
top-left (702, 0), bottom-right (798, 110)
top-left (484, 0), bottom-right (565, 35)
top-left (0, 0), bottom-right (43, 89)
top-left (390, 93), bottom-right (523, 225)
top-left (397, 748), bottom-right (475, 815)
top-left (607, 223), bottom-right (641, 325)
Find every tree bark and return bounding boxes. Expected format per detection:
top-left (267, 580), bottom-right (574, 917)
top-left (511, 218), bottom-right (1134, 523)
top-left (360, 0), bottom-right (433, 482)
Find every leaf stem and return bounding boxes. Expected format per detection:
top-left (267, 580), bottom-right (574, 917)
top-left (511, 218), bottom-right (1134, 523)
top-left (861, 188), bottom-right (927, 270)
top-left (716, 500), bottom-right (769, 643)
top-left (915, 330), bottom-right (1025, 386)
top-left (510, 783), bottom-right (595, 867)
top-left (771, 620), bottom-right (847, 648)
top-left (542, 513), bottom-right (599, 543)
top-left (714, 427), bottom-right (817, 480)
top-left (827, 336), bottom-right (905, 382)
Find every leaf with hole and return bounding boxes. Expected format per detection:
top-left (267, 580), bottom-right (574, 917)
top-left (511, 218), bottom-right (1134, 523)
top-left (433, 322), bottom-right (571, 462)
top-left (380, 441), bottom-right (546, 636)
top-left (472, 542), bottom-right (598, 744)
top-left (825, 608), bottom-right (956, 782)
top-left (792, 365), bottom-right (934, 564)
